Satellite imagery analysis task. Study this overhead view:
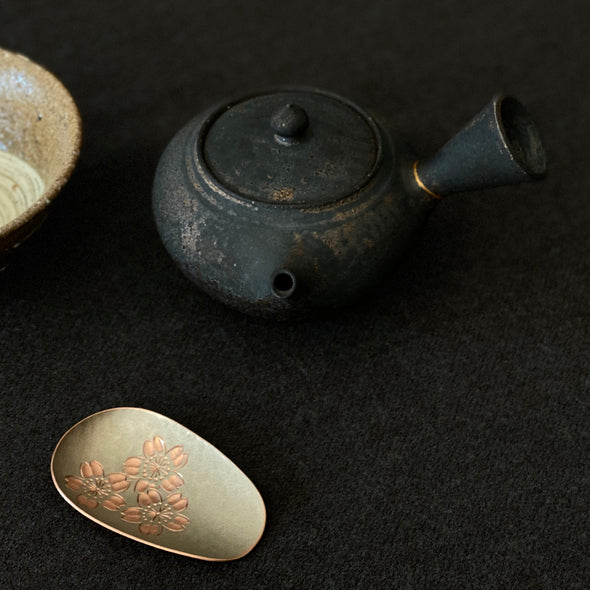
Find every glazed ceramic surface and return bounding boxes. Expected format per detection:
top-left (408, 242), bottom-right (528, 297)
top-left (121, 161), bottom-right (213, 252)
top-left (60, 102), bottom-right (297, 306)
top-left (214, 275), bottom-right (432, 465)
top-left (51, 408), bottom-right (266, 561)
top-left (0, 48), bottom-right (81, 265)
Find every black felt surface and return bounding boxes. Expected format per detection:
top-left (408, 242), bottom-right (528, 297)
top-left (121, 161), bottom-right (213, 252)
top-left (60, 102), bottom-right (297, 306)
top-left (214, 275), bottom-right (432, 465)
top-left (1, 1), bottom-right (589, 588)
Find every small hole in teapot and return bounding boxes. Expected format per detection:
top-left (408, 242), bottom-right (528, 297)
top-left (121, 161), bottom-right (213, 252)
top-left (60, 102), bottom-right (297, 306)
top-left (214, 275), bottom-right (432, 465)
top-left (271, 269), bottom-right (296, 299)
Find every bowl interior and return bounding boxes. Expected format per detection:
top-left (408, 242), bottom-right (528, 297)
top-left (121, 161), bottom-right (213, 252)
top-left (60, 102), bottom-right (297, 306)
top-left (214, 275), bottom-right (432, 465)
top-left (0, 49), bottom-right (81, 239)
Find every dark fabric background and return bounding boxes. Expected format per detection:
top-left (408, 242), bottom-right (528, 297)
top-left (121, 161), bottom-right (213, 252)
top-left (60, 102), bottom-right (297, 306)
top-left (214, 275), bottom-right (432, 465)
top-left (1, 1), bottom-right (588, 588)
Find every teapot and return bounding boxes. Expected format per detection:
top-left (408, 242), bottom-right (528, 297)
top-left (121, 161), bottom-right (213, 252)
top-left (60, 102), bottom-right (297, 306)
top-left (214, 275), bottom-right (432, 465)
top-left (153, 88), bottom-right (545, 319)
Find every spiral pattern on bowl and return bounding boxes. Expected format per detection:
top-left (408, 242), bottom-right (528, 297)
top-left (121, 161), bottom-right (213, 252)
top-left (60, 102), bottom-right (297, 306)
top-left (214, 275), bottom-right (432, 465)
top-left (0, 150), bottom-right (45, 228)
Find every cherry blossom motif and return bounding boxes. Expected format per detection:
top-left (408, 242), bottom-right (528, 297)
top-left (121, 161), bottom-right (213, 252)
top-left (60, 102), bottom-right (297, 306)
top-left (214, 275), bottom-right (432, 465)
top-left (65, 460), bottom-right (129, 510)
top-left (123, 436), bottom-right (188, 493)
top-left (121, 489), bottom-right (190, 535)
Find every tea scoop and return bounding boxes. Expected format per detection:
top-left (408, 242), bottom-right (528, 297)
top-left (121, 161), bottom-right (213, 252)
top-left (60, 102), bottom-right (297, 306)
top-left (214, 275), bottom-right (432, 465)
top-left (51, 408), bottom-right (266, 561)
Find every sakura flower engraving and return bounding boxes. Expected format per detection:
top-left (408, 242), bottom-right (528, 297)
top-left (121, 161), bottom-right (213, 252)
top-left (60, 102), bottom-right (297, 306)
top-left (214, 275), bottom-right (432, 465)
top-left (65, 460), bottom-right (128, 510)
top-left (123, 436), bottom-right (189, 493)
top-left (63, 435), bottom-right (191, 537)
top-left (122, 489), bottom-right (190, 536)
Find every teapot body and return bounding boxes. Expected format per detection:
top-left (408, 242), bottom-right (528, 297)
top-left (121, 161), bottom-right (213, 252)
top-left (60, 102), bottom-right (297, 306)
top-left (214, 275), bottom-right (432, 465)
top-left (153, 90), bottom-right (434, 318)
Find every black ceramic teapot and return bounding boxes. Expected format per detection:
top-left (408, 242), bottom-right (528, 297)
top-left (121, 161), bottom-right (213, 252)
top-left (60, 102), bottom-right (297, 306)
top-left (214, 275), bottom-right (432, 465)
top-left (153, 88), bottom-right (545, 318)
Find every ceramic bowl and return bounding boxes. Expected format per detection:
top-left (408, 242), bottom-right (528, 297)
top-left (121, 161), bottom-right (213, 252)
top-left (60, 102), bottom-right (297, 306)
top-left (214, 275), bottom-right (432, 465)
top-left (0, 48), bottom-right (81, 267)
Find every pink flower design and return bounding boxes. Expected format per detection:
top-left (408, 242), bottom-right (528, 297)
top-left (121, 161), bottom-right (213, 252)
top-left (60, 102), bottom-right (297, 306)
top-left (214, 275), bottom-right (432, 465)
top-left (123, 436), bottom-right (188, 493)
top-left (121, 489), bottom-right (190, 535)
top-left (65, 460), bottom-right (129, 510)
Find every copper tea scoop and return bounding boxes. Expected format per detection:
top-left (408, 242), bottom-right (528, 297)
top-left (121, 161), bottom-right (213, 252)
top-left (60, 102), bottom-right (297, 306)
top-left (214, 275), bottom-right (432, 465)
top-left (51, 408), bottom-right (266, 561)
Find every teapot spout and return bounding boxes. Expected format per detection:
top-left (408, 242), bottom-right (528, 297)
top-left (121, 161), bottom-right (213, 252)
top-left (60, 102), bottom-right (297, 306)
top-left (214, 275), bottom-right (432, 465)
top-left (413, 95), bottom-right (546, 198)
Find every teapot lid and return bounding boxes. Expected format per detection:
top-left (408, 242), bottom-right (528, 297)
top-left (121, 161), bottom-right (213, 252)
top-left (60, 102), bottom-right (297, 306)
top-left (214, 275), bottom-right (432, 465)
top-left (201, 89), bottom-right (382, 206)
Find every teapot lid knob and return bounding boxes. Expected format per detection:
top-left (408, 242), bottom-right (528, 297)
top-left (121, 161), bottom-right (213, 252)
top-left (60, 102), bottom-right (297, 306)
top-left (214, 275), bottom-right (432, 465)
top-left (270, 103), bottom-right (309, 141)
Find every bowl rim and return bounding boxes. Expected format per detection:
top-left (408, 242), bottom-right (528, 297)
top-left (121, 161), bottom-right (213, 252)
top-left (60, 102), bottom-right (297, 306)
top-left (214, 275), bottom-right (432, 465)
top-left (0, 48), bottom-right (82, 242)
